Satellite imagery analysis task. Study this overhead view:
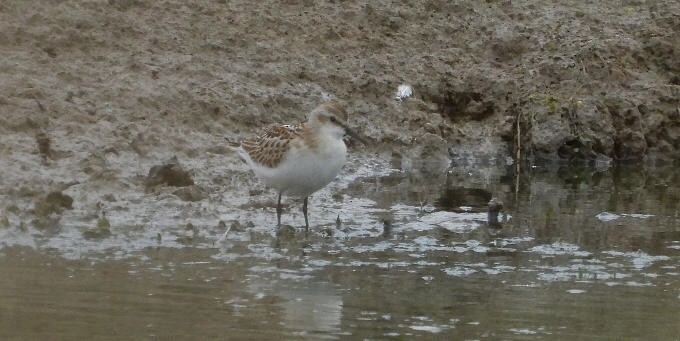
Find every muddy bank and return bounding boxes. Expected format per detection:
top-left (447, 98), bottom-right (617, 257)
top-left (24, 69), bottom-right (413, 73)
top-left (1, 1), bottom-right (680, 238)
top-left (2, 1), bottom-right (679, 160)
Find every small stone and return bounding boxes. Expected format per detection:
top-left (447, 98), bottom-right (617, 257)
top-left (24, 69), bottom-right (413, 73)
top-left (230, 220), bottom-right (245, 231)
top-left (145, 157), bottom-right (194, 189)
top-left (83, 217), bottom-right (111, 239)
top-left (487, 198), bottom-right (504, 228)
top-left (34, 191), bottom-right (74, 217)
top-left (36, 132), bottom-right (52, 160)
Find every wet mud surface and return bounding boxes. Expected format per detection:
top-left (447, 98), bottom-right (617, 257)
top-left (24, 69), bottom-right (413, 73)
top-left (1, 159), bottom-right (679, 339)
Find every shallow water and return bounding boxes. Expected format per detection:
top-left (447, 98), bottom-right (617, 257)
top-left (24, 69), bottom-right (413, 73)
top-left (1, 162), bottom-right (679, 339)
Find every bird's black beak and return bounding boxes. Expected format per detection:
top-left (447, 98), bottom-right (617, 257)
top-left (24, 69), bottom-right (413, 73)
top-left (344, 126), bottom-right (368, 145)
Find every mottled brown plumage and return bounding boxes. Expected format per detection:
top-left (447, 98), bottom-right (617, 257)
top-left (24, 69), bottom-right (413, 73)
top-left (240, 124), bottom-right (301, 168)
top-left (239, 103), bottom-right (348, 168)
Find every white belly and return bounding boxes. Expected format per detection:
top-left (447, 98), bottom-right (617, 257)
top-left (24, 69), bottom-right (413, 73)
top-left (250, 139), bottom-right (347, 197)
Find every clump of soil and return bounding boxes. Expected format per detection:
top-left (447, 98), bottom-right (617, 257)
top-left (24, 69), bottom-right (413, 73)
top-left (35, 132), bottom-right (52, 161)
top-left (83, 217), bottom-right (112, 239)
top-left (34, 191), bottom-right (73, 217)
top-left (29, 191), bottom-right (74, 230)
top-left (145, 157), bottom-right (194, 189)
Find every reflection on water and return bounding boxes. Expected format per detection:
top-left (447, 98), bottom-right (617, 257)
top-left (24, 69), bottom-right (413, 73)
top-left (246, 268), bottom-right (343, 337)
top-left (1, 162), bottom-right (679, 339)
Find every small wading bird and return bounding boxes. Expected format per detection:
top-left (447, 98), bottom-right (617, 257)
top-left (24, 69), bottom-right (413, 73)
top-left (233, 102), bottom-right (366, 228)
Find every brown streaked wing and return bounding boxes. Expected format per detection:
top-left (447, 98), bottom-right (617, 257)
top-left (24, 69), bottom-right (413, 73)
top-left (240, 124), bottom-right (302, 168)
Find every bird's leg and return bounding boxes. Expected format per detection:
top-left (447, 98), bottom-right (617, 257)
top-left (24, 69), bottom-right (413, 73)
top-left (302, 196), bottom-right (309, 229)
top-left (276, 193), bottom-right (282, 227)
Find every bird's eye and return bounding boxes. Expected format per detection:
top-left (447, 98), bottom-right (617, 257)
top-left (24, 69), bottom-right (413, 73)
top-left (329, 116), bottom-right (337, 123)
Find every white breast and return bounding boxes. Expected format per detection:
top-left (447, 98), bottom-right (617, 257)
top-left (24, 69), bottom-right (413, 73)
top-left (249, 137), bottom-right (347, 197)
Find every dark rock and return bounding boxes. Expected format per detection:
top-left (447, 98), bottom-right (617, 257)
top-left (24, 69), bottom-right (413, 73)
top-left (145, 157), bottom-right (194, 188)
top-left (34, 191), bottom-right (74, 217)
top-left (487, 198), bottom-right (504, 228)
top-left (230, 220), bottom-right (245, 232)
top-left (36, 132), bottom-right (52, 160)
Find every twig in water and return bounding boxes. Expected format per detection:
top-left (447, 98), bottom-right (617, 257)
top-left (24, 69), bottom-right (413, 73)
top-left (217, 226), bottom-right (231, 243)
